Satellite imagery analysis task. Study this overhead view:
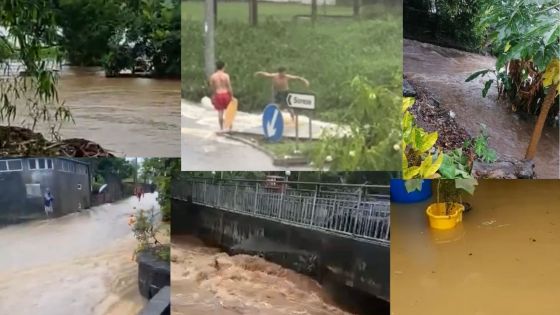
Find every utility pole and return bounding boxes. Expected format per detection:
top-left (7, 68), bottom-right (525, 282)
top-left (353, 0), bottom-right (360, 17)
top-left (249, 0), bottom-right (258, 26)
top-left (204, 0), bottom-right (216, 78)
top-left (311, 0), bottom-right (317, 25)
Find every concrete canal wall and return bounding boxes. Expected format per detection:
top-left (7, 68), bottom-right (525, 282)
top-left (171, 197), bottom-right (390, 301)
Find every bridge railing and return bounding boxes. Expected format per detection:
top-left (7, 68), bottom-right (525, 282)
top-left (173, 178), bottom-right (390, 246)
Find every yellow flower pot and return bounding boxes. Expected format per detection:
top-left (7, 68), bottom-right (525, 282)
top-left (426, 202), bottom-right (464, 230)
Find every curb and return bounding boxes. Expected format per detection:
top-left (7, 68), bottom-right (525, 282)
top-left (222, 133), bottom-right (310, 167)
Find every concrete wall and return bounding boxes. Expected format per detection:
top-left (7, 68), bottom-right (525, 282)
top-left (172, 198), bottom-right (390, 301)
top-left (0, 158), bottom-right (91, 223)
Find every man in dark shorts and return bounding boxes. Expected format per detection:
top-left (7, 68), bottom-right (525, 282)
top-left (209, 60), bottom-right (233, 131)
top-left (255, 67), bottom-right (309, 120)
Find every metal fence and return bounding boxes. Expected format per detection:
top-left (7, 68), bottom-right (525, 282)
top-left (172, 179), bottom-right (390, 246)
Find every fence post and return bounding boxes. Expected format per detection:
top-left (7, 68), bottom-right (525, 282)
top-left (353, 188), bottom-right (362, 236)
top-left (253, 182), bottom-right (259, 214)
top-left (217, 181), bottom-right (222, 208)
top-left (277, 185), bottom-right (285, 220)
top-left (233, 182), bottom-right (238, 211)
top-left (309, 184), bottom-right (318, 227)
top-left (203, 180), bottom-right (207, 205)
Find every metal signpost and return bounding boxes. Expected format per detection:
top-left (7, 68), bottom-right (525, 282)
top-left (262, 104), bottom-right (284, 142)
top-left (286, 92), bottom-right (316, 150)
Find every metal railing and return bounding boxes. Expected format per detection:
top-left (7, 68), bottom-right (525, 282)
top-left (172, 178), bottom-right (390, 246)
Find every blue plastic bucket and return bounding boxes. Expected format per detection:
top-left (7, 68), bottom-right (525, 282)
top-left (390, 179), bottom-right (432, 203)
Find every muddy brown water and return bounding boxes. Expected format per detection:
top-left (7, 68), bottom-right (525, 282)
top-left (2, 64), bottom-right (180, 157)
top-left (391, 180), bottom-right (560, 315)
top-left (404, 39), bottom-right (559, 178)
top-left (0, 194), bottom-right (162, 315)
top-left (171, 235), bottom-right (376, 315)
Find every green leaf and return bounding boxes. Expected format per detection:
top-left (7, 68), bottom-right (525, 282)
top-left (455, 178), bottom-right (478, 195)
top-left (465, 69), bottom-right (491, 82)
top-left (404, 179), bottom-right (424, 192)
top-left (438, 153), bottom-right (456, 179)
top-left (482, 80), bottom-right (494, 97)
top-left (418, 131), bottom-right (438, 153)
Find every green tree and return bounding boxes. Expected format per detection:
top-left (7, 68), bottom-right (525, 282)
top-left (90, 158), bottom-right (135, 180)
top-left (313, 75), bottom-right (402, 171)
top-left (1, 0), bottom-right (72, 140)
top-left (467, 0), bottom-right (559, 160)
top-left (142, 158), bottom-right (180, 222)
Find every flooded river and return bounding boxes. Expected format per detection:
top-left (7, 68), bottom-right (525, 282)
top-left (172, 235), bottom-right (359, 315)
top-left (391, 180), bottom-right (560, 315)
top-left (404, 39), bottom-right (559, 178)
top-left (3, 64), bottom-right (180, 157)
top-left (0, 194), bottom-right (161, 315)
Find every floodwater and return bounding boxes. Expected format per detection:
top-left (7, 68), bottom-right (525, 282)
top-left (171, 235), bottom-right (356, 315)
top-left (0, 193), bottom-right (161, 315)
top-left (2, 63), bottom-right (180, 157)
top-left (181, 100), bottom-right (314, 171)
top-left (404, 39), bottom-right (559, 178)
top-left (391, 180), bottom-right (560, 315)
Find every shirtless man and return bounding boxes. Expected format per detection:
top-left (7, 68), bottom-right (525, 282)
top-left (209, 60), bottom-right (233, 131)
top-left (255, 67), bottom-right (309, 120)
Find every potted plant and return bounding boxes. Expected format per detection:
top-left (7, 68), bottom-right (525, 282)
top-left (130, 207), bottom-right (170, 299)
top-left (395, 97), bottom-right (442, 203)
top-left (425, 178), bottom-right (477, 230)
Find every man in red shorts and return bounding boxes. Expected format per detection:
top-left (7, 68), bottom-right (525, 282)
top-left (209, 60), bottom-right (233, 131)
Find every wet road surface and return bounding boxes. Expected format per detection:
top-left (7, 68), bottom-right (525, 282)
top-left (404, 39), bottom-right (559, 178)
top-left (171, 235), bottom-right (355, 315)
top-left (181, 100), bottom-right (313, 171)
top-left (0, 193), bottom-right (161, 315)
top-left (391, 180), bottom-right (560, 315)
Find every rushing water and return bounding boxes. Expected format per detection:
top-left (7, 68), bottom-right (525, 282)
top-left (391, 180), bottom-right (560, 315)
top-left (0, 194), bottom-right (161, 315)
top-left (171, 235), bottom-right (377, 315)
top-left (404, 39), bottom-right (559, 178)
top-left (2, 63), bottom-right (180, 157)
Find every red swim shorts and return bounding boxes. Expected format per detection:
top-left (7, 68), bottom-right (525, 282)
top-left (212, 92), bottom-right (232, 111)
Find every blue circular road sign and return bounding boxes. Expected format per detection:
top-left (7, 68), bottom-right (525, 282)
top-left (262, 104), bottom-right (284, 142)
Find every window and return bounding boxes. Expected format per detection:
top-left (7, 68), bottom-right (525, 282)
top-left (77, 184), bottom-right (82, 190)
top-left (28, 158), bottom-right (53, 170)
top-left (0, 159), bottom-right (23, 172)
top-left (26, 184), bottom-right (42, 197)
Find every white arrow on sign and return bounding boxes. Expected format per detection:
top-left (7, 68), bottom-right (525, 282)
top-left (266, 108), bottom-right (279, 137)
top-left (286, 93), bottom-right (315, 110)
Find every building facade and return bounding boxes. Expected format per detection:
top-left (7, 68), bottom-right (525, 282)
top-left (0, 158), bottom-right (91, 223)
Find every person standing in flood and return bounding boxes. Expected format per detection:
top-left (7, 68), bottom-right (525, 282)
top-left (209, 60), bottom-right (233, 131)
top-left (44, 188), bottom-right (54, 217)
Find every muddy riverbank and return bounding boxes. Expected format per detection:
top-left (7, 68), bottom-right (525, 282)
top-left (404, 39), bottom-right (559, 178)
top-left (391, 180), bottom-right (560, 315)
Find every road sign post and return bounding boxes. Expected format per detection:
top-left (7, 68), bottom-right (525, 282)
top-left (286, 92), bottom-right (316, 149)
top-left (262, 104), bottom-right (284, 142)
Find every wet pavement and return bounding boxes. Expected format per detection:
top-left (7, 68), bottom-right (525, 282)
top-left (391, 180), bottom-right (560, 315)
top-left (171, 235), bottom-right (355, 315)
top-left (404, 39), bottom-right (559, 178)
top-left (5, 65), bottom-right (180, 157)
top-left (181, 100), bottom-right (314, 171)
top-left (0, 193), bottom-right (161, 315)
